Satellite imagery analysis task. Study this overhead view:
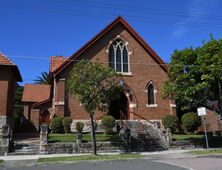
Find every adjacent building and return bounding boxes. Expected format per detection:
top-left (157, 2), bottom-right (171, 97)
top-left (0, 52), bottom-right (22, 154)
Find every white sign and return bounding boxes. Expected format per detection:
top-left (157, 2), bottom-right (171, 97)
top-left (197, 107), bottom-right (206, 116)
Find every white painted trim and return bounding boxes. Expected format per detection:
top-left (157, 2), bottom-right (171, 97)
top-left (146, 104), bottom-right (158, 108)
top-left (54, 101), bottom-right (65, 106)
top-left (117, 72), bottom-right (132, 76)
top-left (129, 103), bottom-right (137, 108)
top-left (126, 93), bottom-right (130, 97)
top-left (170, 104), bottom-right (176, 108)
top-left (59, 78), bottom-right (65, 81)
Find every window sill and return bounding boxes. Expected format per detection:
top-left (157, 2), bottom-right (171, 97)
top-left (146, 104), bottom-right (158, 108)
top-left (170, 104), bottom-right (176, 108)
top-left (54, 101), bottom-right (64, 106)
top-left (117, 72), bottom-right (133, 76)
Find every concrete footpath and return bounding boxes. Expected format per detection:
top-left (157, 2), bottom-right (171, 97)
top-left (1, 149), bottom-right (222, 170)
top-left (0, 149), bottom-right (198, 161)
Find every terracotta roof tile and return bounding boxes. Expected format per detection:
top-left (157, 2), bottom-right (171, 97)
top-left (0, 52), bottom-right (15, 65)
top-left (50, 56), bottom-right (67, 72)
top-left (22, 84), bottom-right (50, 103)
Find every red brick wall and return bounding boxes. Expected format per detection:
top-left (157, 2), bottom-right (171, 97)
top-left (54, 23), bottom-right (175, 121)
top-left (0, 67), bottom-right (16, 117)
top-left (198, 109), bottom-right (222, 132)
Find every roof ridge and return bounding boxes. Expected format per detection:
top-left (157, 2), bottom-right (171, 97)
top-left (0, 52), bottom-right (15, 65)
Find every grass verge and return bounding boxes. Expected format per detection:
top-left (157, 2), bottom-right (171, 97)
top-left (189, 149), bottom-right (222, 155)
top-left (172, 134), bottom-right (204, 141)
top-left (37, 154), bottom-right (144, 163)
top-left (48, 133), bottom-right (121, 143)
top-left (0, 160), bottom-right (4, 164)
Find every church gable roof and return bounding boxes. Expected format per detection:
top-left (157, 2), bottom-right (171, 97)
top-left (53, 16), bottom-right (167, 77)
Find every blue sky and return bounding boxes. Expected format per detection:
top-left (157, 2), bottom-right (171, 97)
top-left (1, 0), bottom-right (222, 85)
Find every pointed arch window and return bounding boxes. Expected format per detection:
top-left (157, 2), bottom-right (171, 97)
top-left (109, 39), bottom-right (129, 73)
top-left (147, 83), bottom-right (155, 105)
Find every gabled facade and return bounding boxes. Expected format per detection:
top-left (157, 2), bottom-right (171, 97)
top-left (24, 17), bottom-right (177, 131)
top-left (0, 52), bottom-right (22, 122)
top-left (49, 16), bottom-right (176, 127)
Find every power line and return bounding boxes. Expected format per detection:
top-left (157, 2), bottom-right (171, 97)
top-left (1, 1), bottom-right (222, 28)
top-left (48, 0), bottom-right (222, 20)
top-left (7, 54), bottom-right (170, 66)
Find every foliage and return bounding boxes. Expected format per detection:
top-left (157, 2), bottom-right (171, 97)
top-left (76, 122), bottom-right (84, 133)
top-left (67, 61), bottom-right (122, 114)
top-left (67, 60), bottom-right (122, 155)
top-left (101, 115), bottom-right (115, 135)
top-left (49, 117), bottom-right (64, 134)
top-left (12, 84), bottom-right (24, 131)
top-left (181, 112), bottom-right (201, 133)
top-left (101, 115), bottom-right (115, 128)
top-left (161, 115), bottom-right (179, 133)
top-left (162, 36), bottom-right (222, 115)
top-left (34, 71), bottom-right (50, 84)
top-left (62, 117), bottom-right (72, 133)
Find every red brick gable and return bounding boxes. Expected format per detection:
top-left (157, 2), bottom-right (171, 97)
top-left (22, 84), bottom-right (50, 103)
top-left (53, 16), bottom-right (167, 77)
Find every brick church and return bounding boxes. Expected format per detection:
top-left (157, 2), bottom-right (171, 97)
top-left (22, 16), bottom-right (176, 130)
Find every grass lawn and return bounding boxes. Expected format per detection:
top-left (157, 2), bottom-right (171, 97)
top-left (189, 149), bottom-right (222, 155)
top-left (37, 154), bottom-right (144, 163)
top-left (172, 134), bottom-right (204, 141)
top-left (48, 133), bottom-right (121, 143)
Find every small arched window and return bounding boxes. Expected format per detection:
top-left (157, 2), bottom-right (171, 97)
top-left (109, 39), bottom-right (129, 73)
top-left (147, 83), bottom-right (154, 105)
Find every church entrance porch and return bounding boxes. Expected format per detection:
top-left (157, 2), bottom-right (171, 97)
top-left (108, 92), bottom-right (129, 120)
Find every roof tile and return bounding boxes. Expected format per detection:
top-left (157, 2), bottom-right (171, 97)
top-left (0, 52), bottom-right (15, 65)
top-left (22, 84), bottom-right (50, 103)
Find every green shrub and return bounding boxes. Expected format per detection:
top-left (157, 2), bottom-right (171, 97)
top-left (101, 115), bottom-right (115, 134)
top-left (161, 115), bottom-right (179, 133)
top-left (182, 112), bottom-right (201, 133)
top-left (62, 117), bottom-right (73, 133)
top-left (101, 115), bottom-right (115, 129)
top-left (76, 122), bottom-right (84, 133)
top-left (49, 117), bottom-right (64, 134)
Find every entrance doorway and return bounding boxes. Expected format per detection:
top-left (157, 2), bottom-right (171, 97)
top-left (109, 92), bottom-right (128, 120)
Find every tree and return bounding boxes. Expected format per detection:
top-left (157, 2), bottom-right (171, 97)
top-left (13, 83), bottom-right (24, 131)
top-left (67, 61), bottom-right (122, 155)
top-left (162, 36), bottom-right (222, 116)
top-left (34, 71), bottom-right (50, 84)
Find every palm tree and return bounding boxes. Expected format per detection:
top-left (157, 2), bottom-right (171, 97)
top-left (34, 71), bottom-right (50, 84)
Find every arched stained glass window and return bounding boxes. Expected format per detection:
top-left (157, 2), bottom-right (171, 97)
top-left (148, 83), bottom-right (154, 105)
top-left (109, 39), bottom-right (129, 73)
